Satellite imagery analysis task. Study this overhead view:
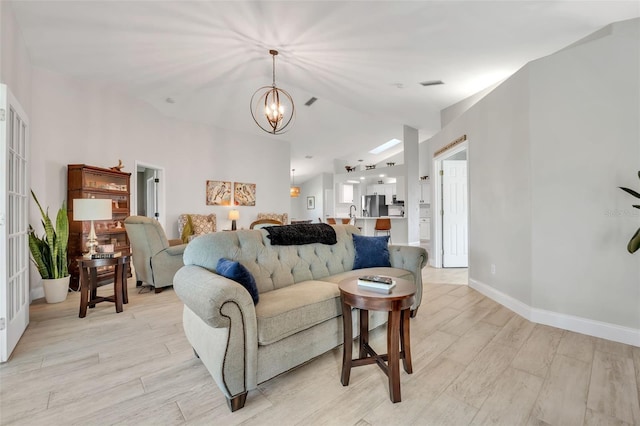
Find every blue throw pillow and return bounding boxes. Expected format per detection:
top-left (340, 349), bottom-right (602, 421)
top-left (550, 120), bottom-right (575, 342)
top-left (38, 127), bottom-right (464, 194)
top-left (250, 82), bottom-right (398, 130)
top-left (352, 234), bottom-right (391, 270)
top-left (216, 258), bottom-right (259, 305)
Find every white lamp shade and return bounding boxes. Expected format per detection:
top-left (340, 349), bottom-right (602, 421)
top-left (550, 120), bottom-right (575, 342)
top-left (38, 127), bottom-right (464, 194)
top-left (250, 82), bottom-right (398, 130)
top-left (73, 198), bottom-right (112, 221)
top-left (228, 209), bottom-right (240, 221)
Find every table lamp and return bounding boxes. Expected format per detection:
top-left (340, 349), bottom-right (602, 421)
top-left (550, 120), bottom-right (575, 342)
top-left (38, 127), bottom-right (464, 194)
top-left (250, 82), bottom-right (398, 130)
top-left (74, 198), bottom-right (113, 256)
top-left (228, 209), bottom-right (239, 231)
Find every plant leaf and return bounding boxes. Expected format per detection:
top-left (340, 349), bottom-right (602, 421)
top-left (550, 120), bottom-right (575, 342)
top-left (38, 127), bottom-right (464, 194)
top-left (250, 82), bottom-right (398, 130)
top-left (628, 228), bottom-right (640, 254)
top-left (619, 186), bottom-right (640, 199)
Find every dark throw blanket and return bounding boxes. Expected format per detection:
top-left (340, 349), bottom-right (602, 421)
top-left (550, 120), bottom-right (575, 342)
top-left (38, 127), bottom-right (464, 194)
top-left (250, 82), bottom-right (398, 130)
top-left (265, 223), bottom-right (337, 246)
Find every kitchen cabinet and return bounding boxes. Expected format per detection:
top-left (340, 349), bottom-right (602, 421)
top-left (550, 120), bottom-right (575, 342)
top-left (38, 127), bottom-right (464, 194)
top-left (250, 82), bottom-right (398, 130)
top-left (419, 181), bottom-right (431, 204)
top-left (419, 218), bottom-right (431, 240)
top-left (368, 183), bottom-right (394, 204)
top-left (395, 176), bottom-right (405, 202)
top-left (338, 183), bottom-right (354, 203)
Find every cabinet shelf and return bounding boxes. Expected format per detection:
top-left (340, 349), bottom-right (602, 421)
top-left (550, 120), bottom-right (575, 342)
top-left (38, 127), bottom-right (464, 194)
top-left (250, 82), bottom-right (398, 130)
top-left (67, 164), bottom-right (132, 290)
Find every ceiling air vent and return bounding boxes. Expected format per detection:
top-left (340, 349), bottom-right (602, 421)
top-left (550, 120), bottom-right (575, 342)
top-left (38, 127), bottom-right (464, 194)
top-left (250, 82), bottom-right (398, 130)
top-left (304, 97), bottom-right (318, 106)
top-left (419, 80), bottom-right (444, 87)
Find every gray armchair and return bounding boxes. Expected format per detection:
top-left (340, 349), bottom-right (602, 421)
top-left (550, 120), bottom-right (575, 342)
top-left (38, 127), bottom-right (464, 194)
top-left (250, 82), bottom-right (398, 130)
top-left (124, 216), bottom-right (187, 293)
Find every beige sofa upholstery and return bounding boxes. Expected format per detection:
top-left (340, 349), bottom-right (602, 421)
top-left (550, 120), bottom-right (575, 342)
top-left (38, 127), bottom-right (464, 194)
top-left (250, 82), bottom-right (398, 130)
top-left (177, 213), bottom-right (217, 243)
top-left (123, 216), bottom-right (187, 292)
top-left (256, 212), bottom-right (288, 225)
top-left (173, 224), bottom-right (427, 411)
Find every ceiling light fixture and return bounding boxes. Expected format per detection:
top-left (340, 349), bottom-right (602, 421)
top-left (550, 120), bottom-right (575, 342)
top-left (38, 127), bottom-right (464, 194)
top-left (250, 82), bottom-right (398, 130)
top-left (290, 169), bottom-right (300, 198)
top-left (251, 49), bottom-right (295, 135)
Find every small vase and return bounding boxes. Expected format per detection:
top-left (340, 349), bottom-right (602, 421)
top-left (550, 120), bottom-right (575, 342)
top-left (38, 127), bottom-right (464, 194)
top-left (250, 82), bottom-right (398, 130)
top-left (43, 276), bottom-right (70, 303)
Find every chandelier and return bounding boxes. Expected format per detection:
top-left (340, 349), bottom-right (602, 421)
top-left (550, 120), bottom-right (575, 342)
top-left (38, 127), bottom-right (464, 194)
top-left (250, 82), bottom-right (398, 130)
top-left (250, 49), bottom-right (295, 135)
top-left (290, 169), bottom-right (300, 198)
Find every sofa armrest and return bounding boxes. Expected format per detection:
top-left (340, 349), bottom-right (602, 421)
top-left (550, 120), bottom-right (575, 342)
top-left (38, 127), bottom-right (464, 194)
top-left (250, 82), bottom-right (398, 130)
top-left (174, 265), bottom-right (259, 403)
top-left (173, 265), bottom-right (257, 329)
top-left (388, 245), bottom-right (428, 315)
top-left (148, 244), bottom-right (187, 288)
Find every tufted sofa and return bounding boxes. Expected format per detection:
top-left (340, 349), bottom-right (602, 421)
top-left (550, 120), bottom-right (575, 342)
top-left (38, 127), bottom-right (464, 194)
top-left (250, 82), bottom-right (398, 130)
top-left (173, 224), bottom-right (427, 411)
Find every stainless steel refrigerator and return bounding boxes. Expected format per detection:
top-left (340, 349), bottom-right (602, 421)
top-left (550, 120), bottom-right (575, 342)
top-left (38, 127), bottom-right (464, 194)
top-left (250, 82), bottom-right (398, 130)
top-left (362, 195), bottom-right (388, 217)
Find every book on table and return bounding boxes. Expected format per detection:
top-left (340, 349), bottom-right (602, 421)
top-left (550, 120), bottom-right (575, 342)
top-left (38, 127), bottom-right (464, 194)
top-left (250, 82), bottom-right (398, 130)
top-left (86, 251), bottom-right (122, 259)
top-left (357, 275), bottom-right (396, 293)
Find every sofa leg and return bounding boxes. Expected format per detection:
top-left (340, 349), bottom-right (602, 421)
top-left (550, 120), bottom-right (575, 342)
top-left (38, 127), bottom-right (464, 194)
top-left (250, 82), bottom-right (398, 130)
top-left (193, 348), bottom-right (200, 358)
top-left (136, 280), bottom-right (142, 287)
top-left (226, 392), bottom-right (247, 412)
top-left (154, 287), bottom-right (163, 294)
top-left (410, 308), bottom-right (418, 318)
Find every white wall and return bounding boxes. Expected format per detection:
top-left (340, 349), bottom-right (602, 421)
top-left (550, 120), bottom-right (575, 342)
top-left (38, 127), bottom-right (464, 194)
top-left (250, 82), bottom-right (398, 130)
top-left (428, 18), bottom-right (640, 342)
top-left (0, 1), bottom-right (32, 114)
top-left (24, 67), bottom-right (290, 297)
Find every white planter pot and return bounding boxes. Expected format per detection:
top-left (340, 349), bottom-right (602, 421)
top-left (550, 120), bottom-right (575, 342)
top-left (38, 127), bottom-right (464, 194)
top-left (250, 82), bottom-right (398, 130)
top-left (43, 276), bottom-right (70, 304)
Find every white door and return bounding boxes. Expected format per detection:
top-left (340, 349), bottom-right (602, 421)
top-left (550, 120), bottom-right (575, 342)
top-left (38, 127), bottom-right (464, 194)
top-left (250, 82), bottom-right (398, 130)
top-left (442, 160), bottom-right (468, 267)
top-left (146, 176), bottom-right (156, 219)
top-left (0, 85), bottom-right (30, 362)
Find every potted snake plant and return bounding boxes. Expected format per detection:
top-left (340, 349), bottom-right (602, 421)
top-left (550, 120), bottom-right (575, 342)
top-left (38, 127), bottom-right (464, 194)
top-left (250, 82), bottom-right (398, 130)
top-left (28, 190), bottom-right (70, 303)
top-left (619, 171), bottom-right (640, 254)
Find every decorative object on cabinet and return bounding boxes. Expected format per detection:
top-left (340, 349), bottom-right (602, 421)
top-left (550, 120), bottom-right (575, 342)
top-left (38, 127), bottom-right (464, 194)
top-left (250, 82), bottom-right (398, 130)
top-left (206, 180), bottom-right (231, 206)
top-left (109, 159), bottom-right (124, 171)
top-left (28, 190), bottom-right (70, 303)
top-left (307, 196), bottom-right (315, 210)
top-left (234, 182), bottom-right (256, 206)
top-left (250, 49), bottom-right (295, 135)
top-left (67, 164), bottom-right (131, 291)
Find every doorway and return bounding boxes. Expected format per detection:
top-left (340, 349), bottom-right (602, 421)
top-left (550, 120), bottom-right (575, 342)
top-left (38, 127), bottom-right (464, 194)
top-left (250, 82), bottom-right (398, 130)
top-left (133, 161), bottom-right (166, 230)
top-left (432, 141), bottom-right (469, 268)
top-left (0, 85), bottom-right (30, 362)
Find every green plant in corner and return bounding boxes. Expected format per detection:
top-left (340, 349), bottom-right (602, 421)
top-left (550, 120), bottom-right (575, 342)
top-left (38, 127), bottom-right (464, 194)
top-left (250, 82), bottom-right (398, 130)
top-left (28, 190), bottom-right (69, 279)
top-left (619, 171), bottom-right (640, 254)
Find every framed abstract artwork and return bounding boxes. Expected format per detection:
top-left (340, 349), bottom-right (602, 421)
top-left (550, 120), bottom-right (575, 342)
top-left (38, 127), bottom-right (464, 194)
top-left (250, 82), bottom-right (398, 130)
top-left (307, 196), bottom-right (315, 209)
top-left (234, 182), bottom-right (256, 206)
top-left (206, 180), bottom-right (232, 206)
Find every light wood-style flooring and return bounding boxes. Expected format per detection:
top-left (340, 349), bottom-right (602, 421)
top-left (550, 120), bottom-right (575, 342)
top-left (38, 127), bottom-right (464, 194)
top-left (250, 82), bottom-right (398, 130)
top-left (1, 267), bottom-right (639, 425)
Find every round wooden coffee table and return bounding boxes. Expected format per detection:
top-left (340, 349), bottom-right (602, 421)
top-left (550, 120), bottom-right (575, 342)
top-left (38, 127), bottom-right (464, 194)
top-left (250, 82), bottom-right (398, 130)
top-left (339, 277), bottom-right (416, 403)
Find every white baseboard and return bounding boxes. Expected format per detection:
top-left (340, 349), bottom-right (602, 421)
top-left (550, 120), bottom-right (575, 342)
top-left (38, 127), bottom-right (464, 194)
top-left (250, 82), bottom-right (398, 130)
top-left (469, 278), bottom-right (640, 347)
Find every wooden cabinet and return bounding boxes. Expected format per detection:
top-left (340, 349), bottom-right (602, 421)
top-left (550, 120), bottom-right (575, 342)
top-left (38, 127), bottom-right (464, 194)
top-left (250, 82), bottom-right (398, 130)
top-left (67, 164), bottom-right (131, 290)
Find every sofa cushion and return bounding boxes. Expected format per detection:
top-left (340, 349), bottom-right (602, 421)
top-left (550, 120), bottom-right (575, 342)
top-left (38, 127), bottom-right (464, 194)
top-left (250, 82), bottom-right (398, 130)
top-left (255, 280), bottom-right (341, 345)
top-left (216, 258), bottom-right (259, 305)
top-left (352, 234), bottom-right (391, 269)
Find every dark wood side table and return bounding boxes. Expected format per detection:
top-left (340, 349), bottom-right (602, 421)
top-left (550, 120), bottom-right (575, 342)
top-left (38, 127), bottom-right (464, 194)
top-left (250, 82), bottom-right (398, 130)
top-left (77, 256), bottom-right (130, 318)
top-left (339, 277), bottom-right (416, 403)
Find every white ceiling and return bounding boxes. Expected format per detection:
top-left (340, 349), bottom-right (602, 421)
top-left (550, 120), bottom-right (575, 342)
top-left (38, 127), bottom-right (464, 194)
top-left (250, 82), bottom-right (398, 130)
top-left (10, 1), bottom-right (640, 183)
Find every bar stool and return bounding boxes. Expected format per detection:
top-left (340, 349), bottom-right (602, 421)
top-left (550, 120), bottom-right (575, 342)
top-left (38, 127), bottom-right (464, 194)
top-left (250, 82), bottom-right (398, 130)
top-left (326, 218), bottom-right (337, 224)
top-left (78, 256), bottom-right (130, 318)
top-left (341, 218), bottom-right (351, 224)
top-left (374, 218), bottom-right (392, 243)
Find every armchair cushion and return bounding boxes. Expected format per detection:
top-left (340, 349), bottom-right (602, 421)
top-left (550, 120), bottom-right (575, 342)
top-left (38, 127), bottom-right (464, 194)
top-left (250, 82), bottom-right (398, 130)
top-left (178, 214), bottom-right (216, 242)
top-left (216, 258), bottom-right (259, 305)
top-left (352, 234), bottom-right (391, 269)
top-left (257, 212), bottom-right (288, 225)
